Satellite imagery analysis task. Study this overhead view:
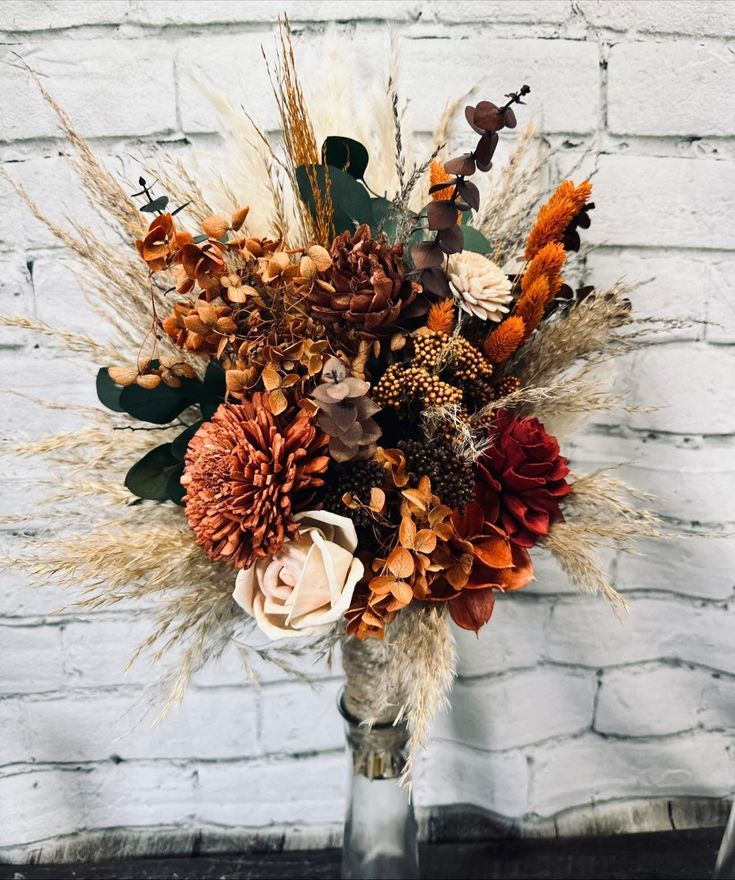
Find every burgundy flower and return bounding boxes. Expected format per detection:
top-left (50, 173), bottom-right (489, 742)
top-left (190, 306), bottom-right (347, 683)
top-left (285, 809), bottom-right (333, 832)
top-left (478, 409), bottom-right (570, 548)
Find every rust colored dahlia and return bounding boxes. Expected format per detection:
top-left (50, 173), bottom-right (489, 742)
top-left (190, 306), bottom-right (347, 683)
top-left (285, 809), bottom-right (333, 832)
top-left (181, 394), bottom-right (330, 568)
top-left (308, 224), bottom-right (418, 336)
top-left (478, 408), bottom-right (570, 548)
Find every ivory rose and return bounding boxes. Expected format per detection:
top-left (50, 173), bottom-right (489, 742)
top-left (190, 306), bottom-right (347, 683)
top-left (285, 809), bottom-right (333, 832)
top-left (233, 510), bottom-right (364, 640)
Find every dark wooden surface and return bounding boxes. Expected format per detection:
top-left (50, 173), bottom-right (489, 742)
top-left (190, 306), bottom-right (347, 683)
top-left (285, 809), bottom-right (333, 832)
top-left (0, 827), bottom-right (723, 880)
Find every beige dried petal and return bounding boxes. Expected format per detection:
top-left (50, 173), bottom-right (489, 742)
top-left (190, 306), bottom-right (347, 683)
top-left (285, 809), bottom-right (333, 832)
top-left (202, 215), bottom-right (230, 238)
top-left (231, 206), bottom-right (250, 231)
top-left (307, 245), bottom-right (332, 272)
top-left (369, 487), bottom-right (386, 513)
top-left (399, 516), bottom-right (417, 549)
top-left (136, 373), bottom-right (162, 390)
top-left (299, 255), bottom-right (317, 279)
top-left (261, 365), bottom-right (282, 392)
top-left (108, 366), bottom-right (139, 387)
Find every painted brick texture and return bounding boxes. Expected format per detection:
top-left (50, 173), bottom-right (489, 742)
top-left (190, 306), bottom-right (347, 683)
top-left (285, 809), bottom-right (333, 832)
top-left (0, 0), bottom-right (734, 859)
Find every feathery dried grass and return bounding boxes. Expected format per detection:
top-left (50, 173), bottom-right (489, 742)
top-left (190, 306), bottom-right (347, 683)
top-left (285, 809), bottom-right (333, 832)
top-left (544, 469), bottom-right (668, 617)
top-left (0, 315), bottom-right (130, 364)
top-left (510, 282), bottom-right (637, 387)
top-left (11, 57), bottom-right (143, 237)
top-left (266, 17), bottom-right (332, 245)
top-left (476, 359), bottom-right (625, 439)
top-left (342, 604), bottom-right (456, 790)
top-left (474, 123), bottom-right (550, 263)
top-left (544, 524), bottom-right (628, 616)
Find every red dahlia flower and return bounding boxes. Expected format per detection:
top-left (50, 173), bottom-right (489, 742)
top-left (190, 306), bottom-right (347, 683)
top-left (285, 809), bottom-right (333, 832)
top-left (478, 409), bottom-right (570, 548)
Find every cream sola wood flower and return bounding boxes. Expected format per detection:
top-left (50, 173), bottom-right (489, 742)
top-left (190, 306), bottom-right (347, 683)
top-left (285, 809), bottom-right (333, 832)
top-left (233, 510), bottom-right (364, 640)
top-left (447, 250), bottom-right (513, 322)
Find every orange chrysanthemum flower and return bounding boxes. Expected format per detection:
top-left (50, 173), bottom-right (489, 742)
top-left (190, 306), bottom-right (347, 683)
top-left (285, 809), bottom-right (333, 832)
top-left (182, 395), bottom-right (330, 569)
top-left (524, 180), bottom-right (593, 261)
top-left (483, 315), bottom-right (526, 364)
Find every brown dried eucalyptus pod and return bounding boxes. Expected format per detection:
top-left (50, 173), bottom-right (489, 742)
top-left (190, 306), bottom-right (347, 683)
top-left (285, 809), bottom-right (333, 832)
top-left (411, 84), bottom-right (530, 271)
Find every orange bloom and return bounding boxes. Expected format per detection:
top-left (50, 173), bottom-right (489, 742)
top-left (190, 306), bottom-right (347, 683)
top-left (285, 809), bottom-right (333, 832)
top-left (429, 160), bottom-right (453, 200)
top-left (483, 315), bottom-right (526, 364)
top-left (524, 180), bottom-right (593, 261)
top-left (522, 240), bottom-right (566, 301)
top-left (431, 502), bottom-right (533, 632)
top-left (181, 395), bottom-right (329, 569)
top-left (176, 241), bottom-right (227, 297)
top-left (135, 213), bottom-right (178, 272)
top-left (513, 276), bottom-right (549, 337)
top-left (426, 298), bottom-right (455, 334)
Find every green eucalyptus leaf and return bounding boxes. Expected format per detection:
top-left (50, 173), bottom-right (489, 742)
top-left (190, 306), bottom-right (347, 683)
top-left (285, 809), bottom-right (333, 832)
top-left (201, 362), bottom-right (226, 419)
top-left (166, 464), bottom-right (186, 505)
top-left (461, 225), bottom-right (493, 256)
top-left (119, 376), bottom-right (201, 424)
top-left (125, 443), bottom-right (182, 501)
top-left (140, 195), bottom-right (169, 213)
top-left (321, 136), bottom-right (369, 180)
top-left (171, 420), bottom-right (203, 461)
top-left (295, 164), bottom-right (374, 234)
top-left (96, 368), bottom-right (126, 413)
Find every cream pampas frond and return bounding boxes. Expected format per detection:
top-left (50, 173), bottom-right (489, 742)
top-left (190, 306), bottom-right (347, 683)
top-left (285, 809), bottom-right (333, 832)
top-left (342, 603), bottom-right (456, 790)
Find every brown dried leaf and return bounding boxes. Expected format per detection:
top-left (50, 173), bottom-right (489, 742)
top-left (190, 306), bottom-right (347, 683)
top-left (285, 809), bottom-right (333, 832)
top-left (390, 580), bottom-right (413, 605)
top-left (231, 206), bottom-right (250, 231)
top-left (399, 516), bottom-right (417, 549)
top-left (386, 546), bottom-right (415, 579)
top-left (202, 215), bottom-right (230, 238)
top-left (369, 487), bottom-right (386, 513)
top-left (261, 365), bottom-right (281, 391)
top-left (414, 529), bottom-right (437, 554)
top-left (108, 367), bottom-right (139, 387)
top-left (135, 373), bottom-right (162, 390)
top-left (402, 487), bottom-right (428, 513)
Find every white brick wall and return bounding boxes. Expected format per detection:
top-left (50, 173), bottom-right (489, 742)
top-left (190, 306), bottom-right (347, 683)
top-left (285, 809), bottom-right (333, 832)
top-left (1, 0), bottom-right (734, 860)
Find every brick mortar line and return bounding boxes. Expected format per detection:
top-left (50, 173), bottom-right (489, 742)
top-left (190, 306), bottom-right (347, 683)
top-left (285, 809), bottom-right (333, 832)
top-left (3, 657), bottom-right (735, 705)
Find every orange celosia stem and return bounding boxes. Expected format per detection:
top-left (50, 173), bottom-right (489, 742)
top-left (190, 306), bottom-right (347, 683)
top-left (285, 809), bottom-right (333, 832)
top-left (483, 315), bottom-right (526, 364)
top-left (426, 298), bottom-right (455, 334)
top-left (524, 180), bottom-right (592, 262)
top-left (513, 276), bottom-right (550, 337)
top-left (522, 240), bottom-right (567, 302)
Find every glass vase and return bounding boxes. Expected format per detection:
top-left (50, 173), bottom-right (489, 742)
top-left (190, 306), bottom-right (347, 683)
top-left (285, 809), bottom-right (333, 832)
top-left (715, 799), bottom-right (735, 879)
top-left (339, 694), bottom-right (419, 879)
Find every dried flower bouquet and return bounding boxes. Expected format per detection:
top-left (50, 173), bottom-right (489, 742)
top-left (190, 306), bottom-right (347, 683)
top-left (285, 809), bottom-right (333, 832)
top-left (2, 22), bottom-right (668, 773)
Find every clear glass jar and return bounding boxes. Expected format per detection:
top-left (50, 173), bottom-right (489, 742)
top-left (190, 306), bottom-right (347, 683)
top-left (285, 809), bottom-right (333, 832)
top-left (715, 800), bottom-right (735, 879)
top-left (339, 695), bottom-right (419, 879)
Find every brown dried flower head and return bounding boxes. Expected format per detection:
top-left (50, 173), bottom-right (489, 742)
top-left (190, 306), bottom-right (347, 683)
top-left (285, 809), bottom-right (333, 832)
top-left (308, 225), bottom-right (418, 337)
top-left (181, 394), bottom-right (330, 569)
